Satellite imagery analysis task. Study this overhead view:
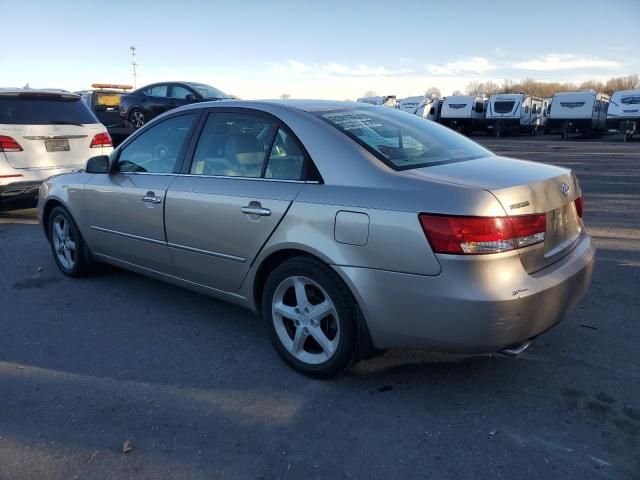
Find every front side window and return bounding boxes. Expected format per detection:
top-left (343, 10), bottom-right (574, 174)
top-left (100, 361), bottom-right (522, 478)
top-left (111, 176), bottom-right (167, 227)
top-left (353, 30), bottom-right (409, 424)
top-left (116, 114), bottom-right (196, 174)
top-left (187, 83), bottom-right (230, 100)
top-left (317, 107), bottom-right (491, 170)
top-left (170, 85), bottom-right (193, 99)
top-left (190, 113), bottom-right (277, 177)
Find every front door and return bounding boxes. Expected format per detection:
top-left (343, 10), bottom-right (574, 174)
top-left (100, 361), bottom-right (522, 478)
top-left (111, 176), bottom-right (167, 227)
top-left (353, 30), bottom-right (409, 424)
top-left (84, 112), bottom-right (199, 273)
top-left (165, 111), bottom-right (308, 292)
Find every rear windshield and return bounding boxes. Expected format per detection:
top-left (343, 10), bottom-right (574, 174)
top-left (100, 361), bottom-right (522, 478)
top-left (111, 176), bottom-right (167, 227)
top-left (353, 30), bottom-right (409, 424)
top-left (493, 101), bottom-right (515, 113)
top-left (317, 107), bottom-right (492, 170)
top-left (0, 95), bottom-right (99, 125)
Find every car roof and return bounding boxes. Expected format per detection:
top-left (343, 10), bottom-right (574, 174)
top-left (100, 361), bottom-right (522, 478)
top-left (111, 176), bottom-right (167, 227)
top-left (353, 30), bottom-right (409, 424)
top-left (0, 88), bottom-right (80, 98)
top-left (179, 99), bottom-right (375, 113)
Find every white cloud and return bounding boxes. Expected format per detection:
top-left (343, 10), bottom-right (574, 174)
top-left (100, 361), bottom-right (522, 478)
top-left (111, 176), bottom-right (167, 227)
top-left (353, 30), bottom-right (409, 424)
top-left (513, 54), bottom-right (618, 71)
top-left (429, 57), bottom-right (495, 75)
top-left (267, 60), bottom-right (413, 79)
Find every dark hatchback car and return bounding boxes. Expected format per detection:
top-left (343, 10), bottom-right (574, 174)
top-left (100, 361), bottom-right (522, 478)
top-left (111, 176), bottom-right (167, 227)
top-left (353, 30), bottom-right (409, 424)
top-left (119, 81), bottom-right (232, 129)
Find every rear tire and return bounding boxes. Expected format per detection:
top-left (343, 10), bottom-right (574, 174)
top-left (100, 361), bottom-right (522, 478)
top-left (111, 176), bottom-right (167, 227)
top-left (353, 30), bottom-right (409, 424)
top-left (129, 108), bottom-right (146, 129)
top-left (262, 257), bottom-right (358, 378)
top-left (48, 206), bottom-right (92, 277)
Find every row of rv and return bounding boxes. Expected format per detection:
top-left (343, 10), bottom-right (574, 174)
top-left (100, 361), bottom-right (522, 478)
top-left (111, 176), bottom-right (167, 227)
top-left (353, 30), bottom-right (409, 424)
top-left (357, 89), bottom-right (640, 140)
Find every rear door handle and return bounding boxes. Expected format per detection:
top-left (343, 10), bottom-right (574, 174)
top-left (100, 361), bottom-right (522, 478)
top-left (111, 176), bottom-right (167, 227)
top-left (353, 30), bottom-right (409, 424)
top-left (241, 205), bottom-right (271, 216)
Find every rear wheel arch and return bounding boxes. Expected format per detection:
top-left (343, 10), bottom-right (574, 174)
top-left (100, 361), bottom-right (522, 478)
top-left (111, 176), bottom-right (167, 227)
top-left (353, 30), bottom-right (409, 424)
top-left (252, 248), bottom-right (380, 361)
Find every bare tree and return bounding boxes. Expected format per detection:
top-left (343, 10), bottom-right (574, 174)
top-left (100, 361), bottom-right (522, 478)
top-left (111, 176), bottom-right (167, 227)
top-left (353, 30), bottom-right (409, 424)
top-left (363, 90), bottom-right (377, 98)
top-left (451, 90), bottom-right (464, 96)
top-left (425, 86), bottom-right (442, 97)
top-left (280, 93), bottom-right (291, 100)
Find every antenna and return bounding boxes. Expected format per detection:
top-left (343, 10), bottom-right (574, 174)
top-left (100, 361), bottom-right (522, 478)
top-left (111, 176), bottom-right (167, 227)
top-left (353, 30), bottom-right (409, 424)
top-left (130, 46), bottom-right (138, 89)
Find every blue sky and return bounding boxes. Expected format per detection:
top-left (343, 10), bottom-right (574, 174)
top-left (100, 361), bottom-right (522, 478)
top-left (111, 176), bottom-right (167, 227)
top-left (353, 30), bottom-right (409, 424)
top-left (1, 0), bottom-right (638, 98)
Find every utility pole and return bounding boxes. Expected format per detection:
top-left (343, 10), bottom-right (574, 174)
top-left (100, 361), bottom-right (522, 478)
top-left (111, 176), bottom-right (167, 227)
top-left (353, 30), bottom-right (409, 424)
top-left (130, 46), bottom-right (138, 89)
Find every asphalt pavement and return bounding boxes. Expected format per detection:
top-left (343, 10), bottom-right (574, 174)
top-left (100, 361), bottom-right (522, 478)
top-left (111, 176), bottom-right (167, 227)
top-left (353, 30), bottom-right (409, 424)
top-left (0, 134), bottom-right (639, 479)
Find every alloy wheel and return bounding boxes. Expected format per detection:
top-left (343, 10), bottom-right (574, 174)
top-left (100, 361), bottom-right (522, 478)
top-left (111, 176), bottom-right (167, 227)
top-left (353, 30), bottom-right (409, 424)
top-left (271, 276), bottom-right (340, 365)
top-left (131, 111), bottom-right (145, 128)
top-left (52, 215), bottom-right (76, 270)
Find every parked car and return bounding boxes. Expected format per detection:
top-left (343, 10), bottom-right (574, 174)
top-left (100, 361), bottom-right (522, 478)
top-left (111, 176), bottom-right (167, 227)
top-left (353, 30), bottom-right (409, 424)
top-left (37, 100), bottom-right (595, 377)
top-left (77, 84), bottom-right (134, 146)
top-left (0, 88), bottom-right (112, 211)
top-left (119, 81), bottom-right (232, 129)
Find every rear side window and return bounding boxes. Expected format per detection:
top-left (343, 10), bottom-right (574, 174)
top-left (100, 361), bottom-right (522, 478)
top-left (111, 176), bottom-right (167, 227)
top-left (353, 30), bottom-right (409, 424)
top-left (0, 95), bottom-right (99, 125)
top-left (317, 107), bottom-right (491, 170)
top-left (494, 101), bottom-right (515, 113)
top-left (266, 129), bottom-right (305, 180)
top-left (147, 85), bottom-right (168, 97)
top-left (190, 113), bottom-right (277, 178)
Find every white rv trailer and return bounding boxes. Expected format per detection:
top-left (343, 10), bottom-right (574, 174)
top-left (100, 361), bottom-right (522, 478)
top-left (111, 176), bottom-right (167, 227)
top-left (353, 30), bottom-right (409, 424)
top-left (607, 89), bottom-right (640, 141)
top-left (439, 95), bottom-right (487, 134)
top-left (541, 97), bottom-right (552, 133)
top-left (485, 93), bottom-right (544, 136)
top-left (356, 95), bottom-right (397, 108)
top-left (397, 95), bottom-right (442, 121)
top-left (547, 91), bottom-right (610, 139)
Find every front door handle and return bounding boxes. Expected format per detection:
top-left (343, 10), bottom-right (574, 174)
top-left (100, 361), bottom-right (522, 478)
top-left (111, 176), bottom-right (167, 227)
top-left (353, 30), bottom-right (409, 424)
top-left (141, 193), bottom-right (162, 204)
top-left (241, 205), bottom-right (271, 217)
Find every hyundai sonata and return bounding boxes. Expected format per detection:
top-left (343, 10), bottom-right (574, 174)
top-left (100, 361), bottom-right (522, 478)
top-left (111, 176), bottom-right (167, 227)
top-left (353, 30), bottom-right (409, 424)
top-left (37, 100), bottom-right (595, 377)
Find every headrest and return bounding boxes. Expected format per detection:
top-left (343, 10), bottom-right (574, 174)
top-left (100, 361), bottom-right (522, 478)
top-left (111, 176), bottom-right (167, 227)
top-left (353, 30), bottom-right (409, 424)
top-left (225, 134), bottom-right (263, 165)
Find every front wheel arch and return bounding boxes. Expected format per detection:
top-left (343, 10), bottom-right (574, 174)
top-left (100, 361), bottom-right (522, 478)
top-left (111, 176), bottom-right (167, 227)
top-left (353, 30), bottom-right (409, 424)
top-left (42, 199), bottom-right (65, 239)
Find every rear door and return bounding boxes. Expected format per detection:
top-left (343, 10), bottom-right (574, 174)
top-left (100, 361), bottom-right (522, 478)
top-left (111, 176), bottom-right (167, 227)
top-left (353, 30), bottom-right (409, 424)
top-left (0, 92), bottom-right (109, 169)
top-left (84, 112), bottom-right (199, 272)
top-left (165, 110), bottom-right (306, 291)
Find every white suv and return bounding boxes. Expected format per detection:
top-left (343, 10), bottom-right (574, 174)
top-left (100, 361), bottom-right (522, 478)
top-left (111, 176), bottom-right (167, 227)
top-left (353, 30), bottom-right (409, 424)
top-left (0, 89), bottom-right (113, 211)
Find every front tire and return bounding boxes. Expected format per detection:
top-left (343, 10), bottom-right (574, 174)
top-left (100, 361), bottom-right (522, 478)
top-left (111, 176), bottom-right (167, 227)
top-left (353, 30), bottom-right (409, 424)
top-left (48, 206), bottom-right (91, 277)
top-left (262, 257), bottom-right (357, 378)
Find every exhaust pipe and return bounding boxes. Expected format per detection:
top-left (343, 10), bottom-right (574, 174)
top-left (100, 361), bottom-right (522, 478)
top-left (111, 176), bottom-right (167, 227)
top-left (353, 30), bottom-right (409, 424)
top-left (498, 340), bottom-right (532, 357)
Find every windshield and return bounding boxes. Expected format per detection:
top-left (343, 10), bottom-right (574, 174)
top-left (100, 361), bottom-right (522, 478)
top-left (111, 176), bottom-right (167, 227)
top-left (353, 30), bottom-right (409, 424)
top-left (0, 95), bottom-right (99, 125)
top-left (317, 107), bottom-right (492, 170)
top-left (493, 101), bottom-right (516, 113)
top-left (187, 83), bottom-right (229, 99)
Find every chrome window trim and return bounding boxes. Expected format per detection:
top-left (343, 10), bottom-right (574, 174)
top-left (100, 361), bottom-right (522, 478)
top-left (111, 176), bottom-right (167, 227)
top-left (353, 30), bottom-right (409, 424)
top-left (108, 171), bottom-right (320, 184)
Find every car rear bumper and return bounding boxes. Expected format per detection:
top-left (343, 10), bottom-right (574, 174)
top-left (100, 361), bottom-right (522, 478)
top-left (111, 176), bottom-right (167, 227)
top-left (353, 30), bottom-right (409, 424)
top-left (334, 233), bottom-right (595, 352)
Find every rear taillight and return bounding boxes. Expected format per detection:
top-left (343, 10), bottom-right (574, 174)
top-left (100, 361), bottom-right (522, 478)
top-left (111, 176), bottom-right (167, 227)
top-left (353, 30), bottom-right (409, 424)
top-left (0, 135), bottom-right (23, 152)
top-left (574, 197), bottom-right (584, 218)
top-left (90, 132), bottom-right (112, 148)
top-left (419, 213), bottom-right (546, 255)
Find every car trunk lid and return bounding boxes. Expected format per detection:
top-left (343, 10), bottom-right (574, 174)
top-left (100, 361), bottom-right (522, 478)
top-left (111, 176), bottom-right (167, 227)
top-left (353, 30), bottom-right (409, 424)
top-left (404, 155), bottom-right (583, 272)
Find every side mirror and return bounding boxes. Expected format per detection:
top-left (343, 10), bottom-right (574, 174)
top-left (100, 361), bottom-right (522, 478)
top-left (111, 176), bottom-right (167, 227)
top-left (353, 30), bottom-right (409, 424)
top-left (186, 94), bottom-right (197, 102)
top-left (85, 155), bottom-right (109, 174)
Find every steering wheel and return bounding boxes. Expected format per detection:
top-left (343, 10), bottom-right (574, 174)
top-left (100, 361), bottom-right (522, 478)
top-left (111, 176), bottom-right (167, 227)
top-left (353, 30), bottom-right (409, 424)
top-left (117, 160), bottom-right (147, 173)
